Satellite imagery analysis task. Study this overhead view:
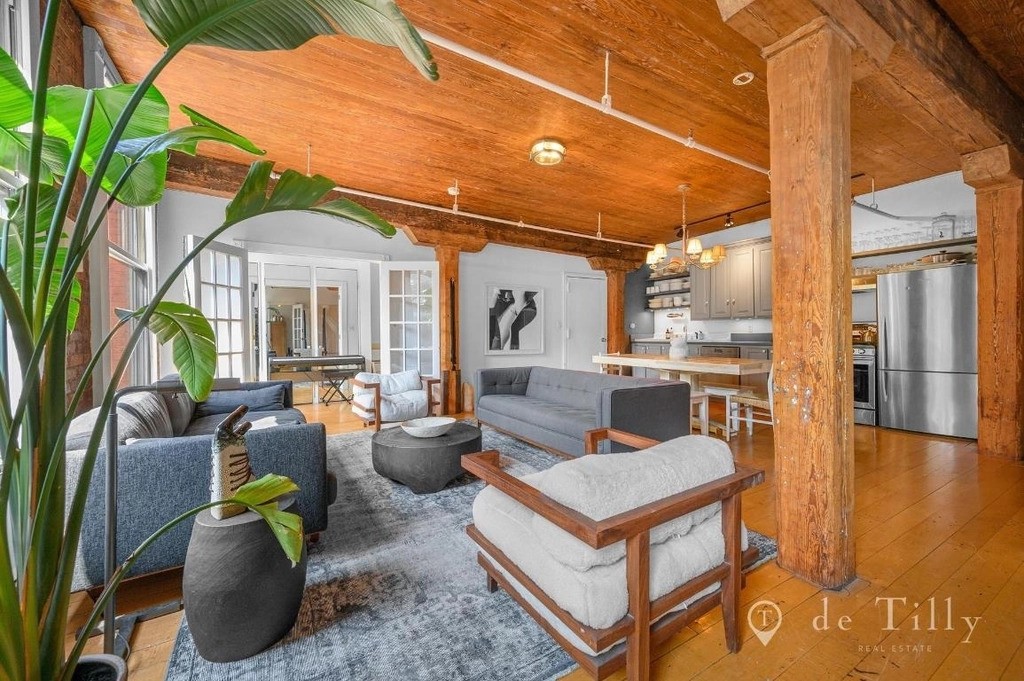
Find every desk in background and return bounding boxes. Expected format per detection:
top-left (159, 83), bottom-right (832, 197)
top-left (268, 355), bottom-right (365, 405)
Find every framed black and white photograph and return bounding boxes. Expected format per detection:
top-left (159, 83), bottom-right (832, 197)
top-left (485, 285), bottom-right (544, 355)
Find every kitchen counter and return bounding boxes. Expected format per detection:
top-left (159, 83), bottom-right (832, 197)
top-left (593, 354), bottom-right (772, 385)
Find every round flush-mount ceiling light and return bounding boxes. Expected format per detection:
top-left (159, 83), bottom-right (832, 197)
top-left (732, 71), bottom-right (755, 86)
top-left (529, 139), bottom-right (566, 166)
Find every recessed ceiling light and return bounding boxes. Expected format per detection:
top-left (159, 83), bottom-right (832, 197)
top-left (732, 71), bottom-right (755, 86)
top-left (529, 139), bottom-right (566, 166)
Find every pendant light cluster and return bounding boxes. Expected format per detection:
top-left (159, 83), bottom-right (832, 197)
top-left (646, 184), bottom-right (726, 272)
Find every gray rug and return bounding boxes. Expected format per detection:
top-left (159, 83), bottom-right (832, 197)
top-left (165, 426), bottom-right (777, 681)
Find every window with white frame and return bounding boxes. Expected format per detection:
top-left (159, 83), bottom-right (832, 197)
top-left (1, 0), bottom-right (36, 81)
top-left (84, 27), bottom-right (157, 389)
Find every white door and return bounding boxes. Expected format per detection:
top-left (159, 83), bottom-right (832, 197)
top-left (564, 274), bottom-right (607, 372)
top-left (379, 262), bottom-right (440, 376)
top-left (184, 237), bottom-right (251, 380)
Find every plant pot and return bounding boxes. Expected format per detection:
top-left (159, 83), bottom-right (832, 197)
top-left (72, 654), bottom-right (127, 681)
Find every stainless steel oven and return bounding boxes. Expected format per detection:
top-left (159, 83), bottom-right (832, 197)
top-left (853, 345), bottom-right (876, 425)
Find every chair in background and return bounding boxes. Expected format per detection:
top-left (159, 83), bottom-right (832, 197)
top-left (724, 366), bottom-right (775, 441)
top-left (690, 391), bottom-right (710, 436)
top-left (351, 369), bottom-right (440, 431)
top-left (464, 428), bottom-right (764, 681)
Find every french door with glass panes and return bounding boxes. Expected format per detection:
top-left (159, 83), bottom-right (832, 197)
top-left (379, 262), bottom-right (439, 376)
top-left (184, 237), bottom-right (250, 380)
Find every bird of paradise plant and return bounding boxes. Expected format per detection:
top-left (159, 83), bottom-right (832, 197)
top-left (0, 1), bottom-right (437, 679)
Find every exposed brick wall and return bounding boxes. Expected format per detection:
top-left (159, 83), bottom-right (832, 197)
top-left (48, 1), bottom-right (93, 413)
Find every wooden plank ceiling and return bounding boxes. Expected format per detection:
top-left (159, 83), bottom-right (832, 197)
top-left (68, 0), bottom-right (1019, 245)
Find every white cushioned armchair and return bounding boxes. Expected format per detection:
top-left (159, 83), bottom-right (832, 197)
top-left (463, 429), bottom-right (764, 681)
top-left (351, 369), bottom-right (440, 431)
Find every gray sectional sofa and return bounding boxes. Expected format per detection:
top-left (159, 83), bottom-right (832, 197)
top-left (67, 380), bottom-right (332, 590)
top-left (475, 366), bottom-right (691, 456)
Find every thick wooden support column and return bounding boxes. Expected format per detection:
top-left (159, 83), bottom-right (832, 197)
top-left (962, 145), bottom-right (1024, 461)
top-left (588, 257), bottom-right (636, 356)
top-left (435, 245), bottom-right (462, 415)
top-left (765, 20), bottom-right (856, 589)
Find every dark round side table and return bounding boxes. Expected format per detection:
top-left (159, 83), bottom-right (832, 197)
top-left (182, 496), bottom-right (308, 662)
top-left (371, 422), bottom-right (483, 494)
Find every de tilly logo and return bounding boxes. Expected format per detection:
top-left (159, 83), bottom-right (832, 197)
top-left (747, 597), bottom-right (982, 647)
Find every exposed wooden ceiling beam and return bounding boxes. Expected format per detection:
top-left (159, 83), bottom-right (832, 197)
top-left (718, 0), bottom-right (1024, 156)
top-left (165, 153), bottom-right (647, 264)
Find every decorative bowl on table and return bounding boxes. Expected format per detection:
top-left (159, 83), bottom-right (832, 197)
top-left (401, 416), bottom-right (456, 438)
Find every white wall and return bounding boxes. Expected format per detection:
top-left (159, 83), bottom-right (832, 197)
top-left (459, 244), bottom-right (600, 379)
top-left (155, 189), bottom-right (599, 379)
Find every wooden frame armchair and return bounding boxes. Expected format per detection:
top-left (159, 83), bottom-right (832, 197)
top-left (351, 374), bottom-right (440, 432)
top-left (463, 428), bottom-right (764, 681)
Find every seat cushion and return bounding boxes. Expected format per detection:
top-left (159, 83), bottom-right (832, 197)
top-left (530, 435), bottom-right (734, 571)
top-left (477, 394), bottom-right (595, 439)
top-left (351, 389), bottom-right (428, 422)
top-left (473, 480), bottom-right (744, 634)
top-left (184, 408), bottom-right (306, 436)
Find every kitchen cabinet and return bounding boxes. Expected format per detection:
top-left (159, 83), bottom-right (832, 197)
top-left (690, 267), bottom-right (711, 320)
top-left (710, 261), bottom-right (732, 318)
top-left (729, 245), bottom-right (755, 317)
top-left (753, 242), bottom-right (773, 318)
top-left (711, 244), bottom-right (754, 318)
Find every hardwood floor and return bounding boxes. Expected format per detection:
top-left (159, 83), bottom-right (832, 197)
top-left (67, 404), bottom-right (1024, 681)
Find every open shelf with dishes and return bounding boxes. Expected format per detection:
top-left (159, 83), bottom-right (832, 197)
top-left (851, 236), bottom-right (977, 260)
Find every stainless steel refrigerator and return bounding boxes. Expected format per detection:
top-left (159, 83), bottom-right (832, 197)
top-left (877, 263), bottom-right (977, 439)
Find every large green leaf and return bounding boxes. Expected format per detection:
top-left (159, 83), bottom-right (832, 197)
top-left (131, 0), bottom-right (437, 81)
top-left (116, 104), bottom-right (264, 160)
top-left (0, 47), bottom-right (32, 128)
top-left (45, 84), bottom-right (170, 206)
top-left (122, 301), bottom-right (217, 400)
top-left (0, 128), bottom-right (71, 185)
top-left (4, 185), bottom-right (81, 333)
top-left (231, 474), bottom-right (304, 565)
top-left (226, 160), bottom-right (395, 236)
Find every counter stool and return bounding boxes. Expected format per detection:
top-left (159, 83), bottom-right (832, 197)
top-left (724, 367), bottom-right (775, 441)
top-left (690, 391), bottom-right (709, 436)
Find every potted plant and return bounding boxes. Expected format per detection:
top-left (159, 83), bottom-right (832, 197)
top-left (0, 2), bottom-right (437, 679)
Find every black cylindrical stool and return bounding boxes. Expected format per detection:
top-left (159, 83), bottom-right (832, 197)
top-left (183, 496), bottom-right (307, 662)
top-left (372, 422), bottom-right (483, 494)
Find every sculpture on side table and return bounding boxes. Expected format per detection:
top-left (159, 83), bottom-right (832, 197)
top-left (210, 405), bottom-right (256, 520)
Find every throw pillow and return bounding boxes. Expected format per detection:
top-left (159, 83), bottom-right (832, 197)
top-left (195, 384), bottom-right (286, 418)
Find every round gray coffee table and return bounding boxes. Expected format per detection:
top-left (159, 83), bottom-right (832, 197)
top-left (371, 422), bottom-right (483, 494)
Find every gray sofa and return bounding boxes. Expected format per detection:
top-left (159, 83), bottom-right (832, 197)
top-left (475, 366), bottom-right (691, 456)
top-left (67, 380), bottom-right (332, 590)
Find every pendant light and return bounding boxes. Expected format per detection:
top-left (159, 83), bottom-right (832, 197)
top-left (679, 183), bottom-right (704, 266)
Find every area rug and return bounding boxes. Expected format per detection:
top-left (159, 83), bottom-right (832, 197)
top-left (165, 427), bottom-right (777, 681)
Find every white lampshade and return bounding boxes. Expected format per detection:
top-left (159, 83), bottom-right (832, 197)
top-left (685, 238), bottom-right (703, 257)
top-left (652, 243), bottom-right (668, 260)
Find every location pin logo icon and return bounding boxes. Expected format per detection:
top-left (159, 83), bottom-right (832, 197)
top-left (748, 600), bottom-right (783, 646)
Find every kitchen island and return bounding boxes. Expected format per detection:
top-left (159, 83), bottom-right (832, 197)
top-left (592, 353), bottom-right (772, 390)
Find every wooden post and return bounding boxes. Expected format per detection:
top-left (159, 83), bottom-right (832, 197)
top-left (962, 144), bottom-right (1024, 461)
top-left (764, 19), bottom-right (856, 589)
top-left (435, 245), bottom-right (462, 415)
top-left (588, 257), bottom-right (636, 356)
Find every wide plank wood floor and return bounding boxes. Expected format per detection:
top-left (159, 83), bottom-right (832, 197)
top-left (67, 402), bottom-right (1024, 680)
